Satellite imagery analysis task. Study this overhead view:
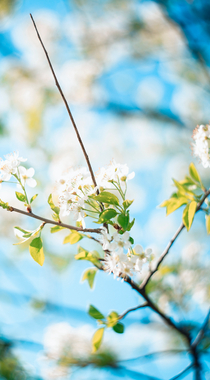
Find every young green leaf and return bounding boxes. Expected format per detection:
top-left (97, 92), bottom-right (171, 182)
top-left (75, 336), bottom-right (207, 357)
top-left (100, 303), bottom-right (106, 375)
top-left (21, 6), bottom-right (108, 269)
top-left (182, 201), bottom-right (197, 231)
top-left (206, 215), bottom-right (210, 234)
top-left (98, 209), bottom-right (117, 224)
top-left (127, 218), bottom-right (135, 231)
top-left (107, 311), bottom-right (119, 328)
top-left (123, 199), bottom-right (134, 210)
top-left (0, 199), bottom-right (10, 210)
top-left (48, 194), bottom-right (60, 215)
top-left (189, 163), bottom-right (201, 184)
top-left (63, 231), bottom-right (83, 244)
top-left (117, 213), bottom-right (129, 230)
top-left (88, 305), bottom-right (105, 320)
top-left (75, 247), bottom-right (101, 267)
top-left (92, 328), bottom-right (105, 353)
top-left (30, 194), bottom-right (38, 204)
top-left (82, 268), bottom-right (97, 289)
top-left (92, 191), bottom-right (119, 206)
top-left (15, 192), bottom-right (26, 202)
top-left (113, 322), bottom-right (124, 334)
top-left (50, 226), bottom-right (65, 233)
top-left (165, 197), bottom-right (188, 216)
top-left (29, 237), bottom-right (45, 266)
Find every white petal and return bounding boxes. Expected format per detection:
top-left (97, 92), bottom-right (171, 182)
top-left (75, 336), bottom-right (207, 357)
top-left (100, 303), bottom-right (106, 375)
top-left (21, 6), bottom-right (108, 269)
top-left (26, 178), bottom-right (37, 188)
top-left (127, 171), bottom-right (135, 180)
top-left (27, 167), bottom-right (35, 177)
top-left (134, 244), bottom-right (144, 254)
top-left (18, 166), bottom-right (26, 175)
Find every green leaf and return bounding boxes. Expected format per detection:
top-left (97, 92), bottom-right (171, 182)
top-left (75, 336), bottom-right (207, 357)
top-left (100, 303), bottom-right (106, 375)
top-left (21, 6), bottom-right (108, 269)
top-left (113, 322), bottom-right (124, 334)
top-left (30, 194), bottom-right (38, 204)
top-left (206, 215), bottom-right (210, 234)
top-left (173, 179), bottom-right (194, 197)
top-left (165, 197), bottom-right (188, 216)
top-left (0, 199), bottom-right (10, 210)
top-left (189, 163), bottom-right (201, 184)
top-left (129, 236), bottom-right (134, 244)
top-left (117, 213), bottom-right (129, 230)
top-left (107, 311), bottom-right (119, 327)
top-left (127, 218), bottom-right (135, 231)
top-left (15, 192), bottom-right (26, 202)
top-left (88, 304), bottom-right (105, 320)
top-left (98, 209), bottom-right (117, 223)
top-left (182, 201), bottom-right (197, 231)
top-left (29, 237), bottom-right (45, 266)
top-left (63, 231), bottom-right (83, 244)
top-left (92, 328), bottom-right (105, 353)
top-left (123, 199), bottom-right (134, 210)
top-left (50, 226), bottom-right (65, 233)
top-left (48, 194), bottom-right (60, 215)
top-left (75, 247), bottom-right (101, 267)
top-left (92, 191), bottom-right (119, 206)
top-left (82, 268), bottom-right (97, 289)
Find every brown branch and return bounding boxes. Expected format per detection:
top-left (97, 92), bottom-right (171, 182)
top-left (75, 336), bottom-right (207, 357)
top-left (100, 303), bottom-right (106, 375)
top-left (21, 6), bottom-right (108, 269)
top-left (140, 188), bottom-right (210, 290)
top-left (118, 302), bottom-right (149, 320)
top-left (123, 275), bottom-right (191, 344)
top-left (30, 14), bottom-right (98, 191)
top-left (7, 206), bottom-right (102, 234)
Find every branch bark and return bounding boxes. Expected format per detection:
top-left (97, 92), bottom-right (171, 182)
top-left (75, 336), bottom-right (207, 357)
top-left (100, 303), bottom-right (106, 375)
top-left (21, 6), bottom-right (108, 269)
top-left (118, 302), bottom-right (149, 320)
top-left (7, 206), bottom-right (102, 234)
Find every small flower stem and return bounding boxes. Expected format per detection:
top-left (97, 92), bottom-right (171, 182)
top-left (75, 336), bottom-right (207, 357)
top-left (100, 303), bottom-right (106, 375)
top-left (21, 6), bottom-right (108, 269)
top-left (14, 174), bottom-right (30, 205)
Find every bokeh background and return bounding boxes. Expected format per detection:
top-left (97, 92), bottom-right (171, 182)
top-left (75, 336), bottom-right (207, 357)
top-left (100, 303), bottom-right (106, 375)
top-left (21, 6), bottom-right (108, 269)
top-left (0, 0), bottom-right (210, 379)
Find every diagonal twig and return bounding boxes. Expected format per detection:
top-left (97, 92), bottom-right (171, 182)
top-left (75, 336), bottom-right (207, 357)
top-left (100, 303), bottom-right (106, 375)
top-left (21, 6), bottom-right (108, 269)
top-left (30, 14), bottom-right (98, 191)
top-left (169, 363), bottom-right (194, 380)
top-left (192, 309), bottom-right (210, 348)
top-left (118, 302), bottom-right (149, 320)
top-left (7, 206), bottom-right (102, 234)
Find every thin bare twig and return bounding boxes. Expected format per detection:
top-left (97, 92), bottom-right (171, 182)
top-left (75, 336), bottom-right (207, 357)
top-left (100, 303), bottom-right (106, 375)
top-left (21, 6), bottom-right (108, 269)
top-left (140, 188), bottom-right (210, 290)
top-left (30, 14), bottom-right (98, 191)
top-left (118, 302), bottom-right (149, 320)
top-left (192, 309), bottom-right (210, 348)
top-left (7, 206), bottom-right (102, 234)
top-left (118, 349), bottom-right (188, 363)
top-left (169, 363), bottom-right (194, 380)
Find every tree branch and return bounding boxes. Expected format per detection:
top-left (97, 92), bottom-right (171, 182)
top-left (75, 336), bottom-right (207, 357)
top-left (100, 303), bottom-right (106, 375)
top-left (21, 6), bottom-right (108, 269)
top-left (192, 309), bottom-right (210, 348)
top-left (30, 14), bottom-right (98, 191)
top-left (140, 188), bottom-right (210, 290)
top-left (118, 302), bottom-right (149, 320)
top-left (169, 363), bottom-right (194, 380)
top-left (118, 349), bottom-right (187, 363)
top-left (7, 206), bottom-right (102, 234)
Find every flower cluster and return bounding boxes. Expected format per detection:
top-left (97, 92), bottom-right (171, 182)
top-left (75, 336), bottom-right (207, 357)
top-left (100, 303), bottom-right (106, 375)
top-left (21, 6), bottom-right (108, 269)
top-left (56, 167), bottom-right (98, 226)
top-left (101, 228), bottom-right (152, 278)
top-left (192, 124), bottom-right (210, 168)
top-left (55, 160), bottom-right (135, 226)
top-left (0, 151), bottom-right (37, 187)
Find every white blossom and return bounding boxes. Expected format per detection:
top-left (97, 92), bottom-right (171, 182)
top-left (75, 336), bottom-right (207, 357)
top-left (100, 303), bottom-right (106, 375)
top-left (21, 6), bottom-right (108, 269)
top-left (18, 166), bottom-right (37, 187)
top-left (96, 160), bottom-right (135, 187)
top-left (109, 231), bottom-right (131, 254)
top-left (0, 151), bottom-right (27, 181)
top-left (192, 124), bottom-right (210, 168)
